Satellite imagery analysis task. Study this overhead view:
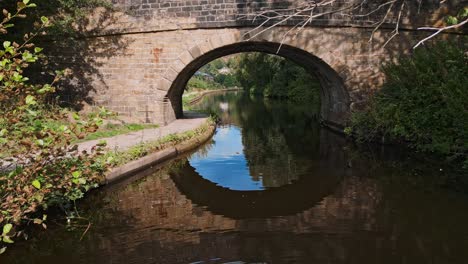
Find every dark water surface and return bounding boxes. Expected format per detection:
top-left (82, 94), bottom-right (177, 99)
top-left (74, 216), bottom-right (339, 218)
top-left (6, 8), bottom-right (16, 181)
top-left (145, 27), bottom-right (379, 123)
top-left (2, 92), bottom-right (468, 263)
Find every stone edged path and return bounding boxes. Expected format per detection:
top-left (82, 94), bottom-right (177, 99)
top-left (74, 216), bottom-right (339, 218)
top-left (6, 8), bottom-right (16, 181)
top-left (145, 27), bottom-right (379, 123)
top-left (0, 113), bottom-right (209, 173)
top-left (78, 113), bottom-right (209, 153)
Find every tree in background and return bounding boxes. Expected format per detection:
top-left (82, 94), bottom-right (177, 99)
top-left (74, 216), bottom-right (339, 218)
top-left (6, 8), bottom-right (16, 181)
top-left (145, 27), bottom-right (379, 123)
top-left (235, 52), bottom-right (321, 107)
top-left (187, 57), bottom-right (240, 91)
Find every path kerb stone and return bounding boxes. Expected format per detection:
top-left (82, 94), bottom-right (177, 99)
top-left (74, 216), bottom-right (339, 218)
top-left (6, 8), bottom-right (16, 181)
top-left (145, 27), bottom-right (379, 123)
top-left (78, 114), bottom-right (208, 153)
top-left (76, 113), bottom-right (215, 184)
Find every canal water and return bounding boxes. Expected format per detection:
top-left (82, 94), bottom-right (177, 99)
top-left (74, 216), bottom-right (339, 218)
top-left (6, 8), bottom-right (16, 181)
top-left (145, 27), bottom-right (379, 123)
top-left (2, 92), bottom-right (468, 263)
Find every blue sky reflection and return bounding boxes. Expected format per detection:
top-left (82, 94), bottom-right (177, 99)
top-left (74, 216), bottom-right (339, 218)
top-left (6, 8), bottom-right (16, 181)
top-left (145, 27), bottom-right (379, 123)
top-left (189, 126), bottom-right (264, 191)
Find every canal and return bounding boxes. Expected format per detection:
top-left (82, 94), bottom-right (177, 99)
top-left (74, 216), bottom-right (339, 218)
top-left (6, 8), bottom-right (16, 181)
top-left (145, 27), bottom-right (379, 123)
top-left (2, 92), bottom-right (468, 263)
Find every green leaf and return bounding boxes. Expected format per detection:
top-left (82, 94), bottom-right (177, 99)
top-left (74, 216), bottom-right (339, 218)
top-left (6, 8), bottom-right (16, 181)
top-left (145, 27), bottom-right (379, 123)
top-left (37, 84), bottom-right (53, 94)
top-left (2, 236), bottom-right (14, 244)
top-left (26, 109), bottom-right (38, 117)
top-left (72, 171), bottom-right (82, 178)
top-left (32, 180), bottom-right (41, 189)
top-left (17, 2), bottom-right (27, 9)
top-left (36, 139), bottom-right (44, 146)
top-left (446, 16), bottom-right (458, 25)
top-left (0, 247), bottom-right (6, 255)
top-left (459, 8), bottom-right (468, 19)
top-left (2, 224), bottom-right (12, 235)
top-left (34, 47), bottom-right (43, 53)
top-left (3, 41), bottom-right (11, 49)
top-left (72, 112), bottom-right (80, 120)
top-left (106, 156), bottom-right (114, 164)
top-left (25, 95), bottom-right (36, 105)
top-left (40, 16), bottom-right (49, 24)
top-left (72, 178), bottom-right (87, 185)
top-left (23, 0), bottom-right (30, 4)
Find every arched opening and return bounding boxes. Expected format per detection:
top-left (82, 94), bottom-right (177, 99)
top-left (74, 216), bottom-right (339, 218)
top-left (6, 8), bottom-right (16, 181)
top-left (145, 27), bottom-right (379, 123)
top-left (167, 41), bottom-right (350, 128)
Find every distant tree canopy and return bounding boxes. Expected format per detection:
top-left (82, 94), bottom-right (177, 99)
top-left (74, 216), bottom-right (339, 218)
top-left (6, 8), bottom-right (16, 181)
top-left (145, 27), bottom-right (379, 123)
top-left (187, 53), bottom-right (321, 109)
top-left (187, 57), bottom-right (240, 91)
top-left (234, 53), bottom-right (321, 106)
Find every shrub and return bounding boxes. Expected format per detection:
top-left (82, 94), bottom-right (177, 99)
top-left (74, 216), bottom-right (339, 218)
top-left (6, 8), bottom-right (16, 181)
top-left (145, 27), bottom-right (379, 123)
top-left (347, 41), bottom-right (468, 168)
top-left (0, 2), bottom-right (109, 251)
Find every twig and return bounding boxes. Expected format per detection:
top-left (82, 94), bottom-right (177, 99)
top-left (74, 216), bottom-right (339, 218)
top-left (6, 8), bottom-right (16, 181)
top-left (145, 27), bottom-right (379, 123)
top-left (369, 1), bottom-right (396, 43)
top-left (80, 221), bottom-right (92, 241)
top-left (382, 1), bottom-right (405, 47)
top-left (414, 18), bottom-right (468, 49)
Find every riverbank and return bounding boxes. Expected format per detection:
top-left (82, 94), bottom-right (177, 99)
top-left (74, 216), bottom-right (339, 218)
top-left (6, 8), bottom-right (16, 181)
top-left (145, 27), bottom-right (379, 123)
top-left (0, 114), bottom-right (216, 252)
top-left (184, 88), bottom-right (242, 107)
top-left (102, 115), bottom-right (216, 184)
top-left (77, 112), bottom-right (215, 184)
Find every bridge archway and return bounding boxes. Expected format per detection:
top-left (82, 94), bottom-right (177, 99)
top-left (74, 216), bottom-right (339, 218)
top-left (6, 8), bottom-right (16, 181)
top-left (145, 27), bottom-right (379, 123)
top-left (163, 41), bottom-right (350, 128)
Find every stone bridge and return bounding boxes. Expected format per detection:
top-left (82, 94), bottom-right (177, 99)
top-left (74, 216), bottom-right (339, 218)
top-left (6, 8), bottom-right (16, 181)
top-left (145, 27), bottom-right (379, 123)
top-left (55, 0), bottom-right (460, 128)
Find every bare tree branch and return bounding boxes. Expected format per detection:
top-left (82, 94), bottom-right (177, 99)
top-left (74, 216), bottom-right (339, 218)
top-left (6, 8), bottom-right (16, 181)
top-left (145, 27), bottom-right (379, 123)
top-left (414, 18), bottom-right (468, 48)
top-left (238, 0), bottom-right (465, 51)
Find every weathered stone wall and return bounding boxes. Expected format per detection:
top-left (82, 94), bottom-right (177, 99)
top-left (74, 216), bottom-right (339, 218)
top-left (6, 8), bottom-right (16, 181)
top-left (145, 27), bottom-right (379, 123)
top-left (55, 0), bottom-right (462, 125)
top-left (96, 0), bottom-right (449, 34)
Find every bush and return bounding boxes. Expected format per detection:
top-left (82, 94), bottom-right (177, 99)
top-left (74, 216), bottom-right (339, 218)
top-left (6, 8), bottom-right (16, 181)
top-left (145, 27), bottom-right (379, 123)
top-left (0, 2), bottom-right (109, 251)
top-left (347, 41), bottom-right (468, 168)
top-left (187, 76), bottom-right (223, 91)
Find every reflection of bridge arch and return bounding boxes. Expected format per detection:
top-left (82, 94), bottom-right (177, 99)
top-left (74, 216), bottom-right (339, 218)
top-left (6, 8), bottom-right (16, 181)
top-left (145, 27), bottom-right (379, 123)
top-left (170, 160), bottom-right (342, 219)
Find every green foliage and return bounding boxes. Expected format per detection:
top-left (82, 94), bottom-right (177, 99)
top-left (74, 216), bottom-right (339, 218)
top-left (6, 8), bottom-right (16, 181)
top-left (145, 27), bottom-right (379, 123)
top-left (79, 123), bottom-right (159, 142)
top-left (1, 0), bottom-right (110, 36)
top-left (235, 52), bottom-right (321, 107)
top-left (446, 7), bottom-right (468, 25)
top-left (0, 2), bottom-right (109, 251)
top-left (347, 41), bottom-right (468, 169)
top-left (187, 75), bottom-right (223, 91)
top-left (187, 57), bottom-right (240, 92)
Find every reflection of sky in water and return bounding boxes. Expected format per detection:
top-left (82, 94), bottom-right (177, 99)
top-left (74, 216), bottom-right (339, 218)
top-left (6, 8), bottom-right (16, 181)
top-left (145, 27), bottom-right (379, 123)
top-left (189, 126), bottom-right (264, 191)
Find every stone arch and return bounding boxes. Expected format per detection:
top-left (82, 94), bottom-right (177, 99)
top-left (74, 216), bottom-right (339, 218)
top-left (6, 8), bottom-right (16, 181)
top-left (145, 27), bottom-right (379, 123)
top-left (161, 35), bottom-right (350, 128)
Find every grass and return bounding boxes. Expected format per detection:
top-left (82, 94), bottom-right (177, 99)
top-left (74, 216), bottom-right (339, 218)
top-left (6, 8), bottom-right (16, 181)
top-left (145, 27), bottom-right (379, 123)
top-left (101, 119), bottom-right (215, 167)
top-left (79, 123), bottom-right (159, 142)
top-left (182, 92), bottom-right (199, 109)
top-left (0, 122), bottom-right (159, 159)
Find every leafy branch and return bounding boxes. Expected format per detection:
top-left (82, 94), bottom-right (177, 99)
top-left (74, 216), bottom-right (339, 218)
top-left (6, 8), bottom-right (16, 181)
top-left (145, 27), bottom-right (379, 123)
top-left (0, 1), bottom-right (110, 253)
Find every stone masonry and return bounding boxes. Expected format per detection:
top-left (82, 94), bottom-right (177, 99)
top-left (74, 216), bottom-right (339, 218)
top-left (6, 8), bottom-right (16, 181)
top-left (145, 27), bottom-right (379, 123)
top-left (54, 0), bottom-right (462, 127)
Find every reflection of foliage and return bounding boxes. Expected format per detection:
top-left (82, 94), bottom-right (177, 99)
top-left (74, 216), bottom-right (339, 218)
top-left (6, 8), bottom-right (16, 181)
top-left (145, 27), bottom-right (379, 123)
top-left (188, 138), bottom-right (215, 160)
top-left (237, 96), bottom-right (321, 187)
top-left (347, 41), bottom-right (467, 171)
top-left (195, 93), bottom-right (321, 188)
top-left (345, 142), bottom-right (468, 193)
